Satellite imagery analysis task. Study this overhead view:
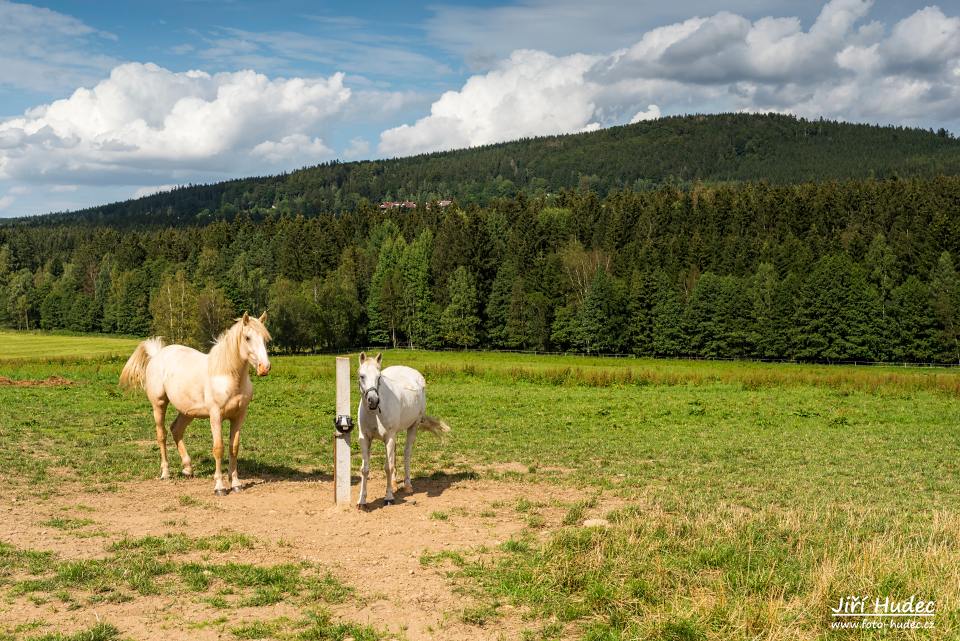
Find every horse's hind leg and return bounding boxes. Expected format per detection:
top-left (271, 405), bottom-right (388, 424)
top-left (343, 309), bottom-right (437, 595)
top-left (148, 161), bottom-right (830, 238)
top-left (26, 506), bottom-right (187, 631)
top-left (401, 424), bottom-right (418, 493)
top-left (152, 401), bottom-right (170, 479)
top-left (170, 412), bottom-right (194, 477)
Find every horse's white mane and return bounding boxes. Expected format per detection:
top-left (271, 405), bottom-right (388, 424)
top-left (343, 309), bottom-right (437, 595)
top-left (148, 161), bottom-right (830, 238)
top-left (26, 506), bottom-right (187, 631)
top-left (208, 316), bottom-right (271, 377)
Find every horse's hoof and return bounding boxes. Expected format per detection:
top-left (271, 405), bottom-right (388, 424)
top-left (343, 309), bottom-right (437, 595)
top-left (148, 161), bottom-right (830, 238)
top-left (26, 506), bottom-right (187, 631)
top-left (214, 488), bottom-right (229, 497)
top-left (384, 498), bottom-right (395, 506)
top-left (356, 503), bottom-right (367, 511)
top-left (231, 485), bottom-right (243, 494)
top-left (181, 469), bottom-right (193, 477)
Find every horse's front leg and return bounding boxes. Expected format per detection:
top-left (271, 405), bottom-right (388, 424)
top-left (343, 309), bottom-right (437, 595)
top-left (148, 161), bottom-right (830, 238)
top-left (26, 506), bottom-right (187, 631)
top-left (384, 435), bottom-right (397, 505)
top-left (152, 401), bottom-right (170, 479)
top-left (210, 408), bottom-right (227, 496)
top-left (357, 432), bottom-right (371, 509)
top-left (228, 411), bottom-right (246, 493)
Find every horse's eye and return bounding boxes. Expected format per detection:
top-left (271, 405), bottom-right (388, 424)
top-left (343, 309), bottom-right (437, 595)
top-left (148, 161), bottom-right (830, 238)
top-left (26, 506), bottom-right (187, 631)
top-left (245, 336), bottom-right (251, 342)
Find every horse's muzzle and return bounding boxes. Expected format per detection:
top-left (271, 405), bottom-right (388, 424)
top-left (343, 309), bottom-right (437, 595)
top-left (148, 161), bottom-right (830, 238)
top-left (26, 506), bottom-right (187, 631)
top-left (365, 390), bottom-right (380, 411)
top-left (256, 362), bottom-right (271, 376)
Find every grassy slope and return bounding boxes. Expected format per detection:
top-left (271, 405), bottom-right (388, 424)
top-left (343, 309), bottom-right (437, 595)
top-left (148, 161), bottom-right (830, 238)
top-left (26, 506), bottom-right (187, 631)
top-left (0, 334), bottom-right (958, 639)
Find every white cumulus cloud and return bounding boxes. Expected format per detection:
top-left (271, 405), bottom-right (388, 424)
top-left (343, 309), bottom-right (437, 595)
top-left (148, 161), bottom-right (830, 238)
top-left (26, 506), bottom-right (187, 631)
top-left (380, 0), bottom-right (960, 156)
top-left (380, 50), bottom-right (601, 156)
top-left (251, 134), bottom-right (333, 165)
top-left (132, 184), bottom-right (180, 199)
top-left (630, 104), bottom-right (661, 123)
top-left (0, 62), bottom-right (351, 185)
top-left (342, 137), bottom-right (371, 160)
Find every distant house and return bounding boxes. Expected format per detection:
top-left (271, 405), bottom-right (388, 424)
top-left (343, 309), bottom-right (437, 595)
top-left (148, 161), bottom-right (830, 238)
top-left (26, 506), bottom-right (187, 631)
top-left (425, 199), bottom-right (454, 209)
top-left (378, 200), bottom-right (418, 210)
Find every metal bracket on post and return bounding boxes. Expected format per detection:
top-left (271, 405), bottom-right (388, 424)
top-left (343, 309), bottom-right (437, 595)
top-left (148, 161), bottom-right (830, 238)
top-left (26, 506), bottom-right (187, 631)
top-left (333, 356), bottom-right (352, 506)
top-left (334, 414), bottom-right (353, 434)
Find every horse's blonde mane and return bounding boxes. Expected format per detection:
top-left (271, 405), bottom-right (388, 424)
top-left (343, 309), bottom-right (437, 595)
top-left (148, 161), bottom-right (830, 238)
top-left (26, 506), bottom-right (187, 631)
top-left (208, 316), bottom-right (271, 376)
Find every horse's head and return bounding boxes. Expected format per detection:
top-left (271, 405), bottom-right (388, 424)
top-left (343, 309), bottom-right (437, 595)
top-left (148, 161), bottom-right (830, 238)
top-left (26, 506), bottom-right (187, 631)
top-left (239, 311), bottom-right (271, 376)
top-left (358, 351), bottom-right (383, 411)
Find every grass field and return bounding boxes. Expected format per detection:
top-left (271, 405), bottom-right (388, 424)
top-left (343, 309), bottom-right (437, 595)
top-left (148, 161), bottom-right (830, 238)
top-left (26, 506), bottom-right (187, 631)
top-left (0, 332), bottom-right (958, 640)
top-left (0, 331), bottom-right (140, 363)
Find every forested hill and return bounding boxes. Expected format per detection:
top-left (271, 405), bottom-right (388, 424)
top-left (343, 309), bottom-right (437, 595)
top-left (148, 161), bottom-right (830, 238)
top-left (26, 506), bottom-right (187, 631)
top-left (13, 113), bottom-right (960, 227)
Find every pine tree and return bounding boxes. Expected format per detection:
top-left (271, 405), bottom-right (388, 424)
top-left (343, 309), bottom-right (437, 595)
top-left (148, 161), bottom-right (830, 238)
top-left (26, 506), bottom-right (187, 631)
top-left (399, 230), bottom-right (436, 348)
top-left (485, 262), bottom-right (517, 347)
top-left (686, 272), bottom-right (751, 357)
top-left (889, 276), bottom-right (937, 362)
top-left (651, 271), bottom-right (687, 356)
top-left (930, 251), bottom-right (960, 362)
top-left (106, 269), bottom-right (151, 336)
top-left (440, 266), bottom-right (480, 348)
top-left (367, 235), bottom-right (405, 346)
top-left (626, 270), bottom-right (655, 355)
top-left (0, 246), bottom-right (10, 326)
top-left (318, 251), bottom-right (362, 350)
top-left (793, 254), bottom-right (882, 361)
top-left (268, 278), bottom-right (319, 352)
top-left (748, 262), bottom-right (778, 358)
top-left (576, 268), bottom-right (626, 353)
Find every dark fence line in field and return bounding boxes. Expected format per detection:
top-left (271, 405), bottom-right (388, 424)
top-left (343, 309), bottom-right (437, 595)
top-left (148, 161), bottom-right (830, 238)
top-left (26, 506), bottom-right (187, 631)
top-left (284, 345), bottom-right (960, 369)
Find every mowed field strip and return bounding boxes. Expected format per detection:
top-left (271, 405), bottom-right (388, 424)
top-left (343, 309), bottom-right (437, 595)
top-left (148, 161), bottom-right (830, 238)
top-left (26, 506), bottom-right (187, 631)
top-left (0, 333), bottom-right (959, 640)
top-left (0, 331), bottom-right (140, 363)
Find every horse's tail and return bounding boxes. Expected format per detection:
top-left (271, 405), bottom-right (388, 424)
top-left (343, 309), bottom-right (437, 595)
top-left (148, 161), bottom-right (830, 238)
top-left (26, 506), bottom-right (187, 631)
top-left (419, 415), bottom-right (451, 436)
top-left (119, 337), bottom-right (164, 390)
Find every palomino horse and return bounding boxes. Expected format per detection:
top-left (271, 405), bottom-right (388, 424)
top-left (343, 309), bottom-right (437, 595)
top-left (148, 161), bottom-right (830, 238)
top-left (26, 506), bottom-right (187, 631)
top-left (119, 312), bottom-right (271, 495)
top-left (356, 352), bottom-right (449, 508)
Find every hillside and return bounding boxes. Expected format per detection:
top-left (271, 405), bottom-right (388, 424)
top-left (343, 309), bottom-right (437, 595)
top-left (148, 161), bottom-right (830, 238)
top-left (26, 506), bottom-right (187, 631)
top-left (11, 112), bottom-right (960, 228)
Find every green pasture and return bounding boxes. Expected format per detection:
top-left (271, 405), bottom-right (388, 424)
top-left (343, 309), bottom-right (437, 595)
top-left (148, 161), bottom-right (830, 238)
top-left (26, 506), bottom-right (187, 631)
top-left (0, 331), bottom-right (140, 363)
top-left (0, 332), bottom-right (959, 639)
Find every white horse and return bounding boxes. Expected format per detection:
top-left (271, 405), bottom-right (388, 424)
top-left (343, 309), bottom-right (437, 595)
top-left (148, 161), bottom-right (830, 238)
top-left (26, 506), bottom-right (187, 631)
top-left (119, 312), bottom-right (271, 496)
top-left (357, 352), bottom-right (449, 508)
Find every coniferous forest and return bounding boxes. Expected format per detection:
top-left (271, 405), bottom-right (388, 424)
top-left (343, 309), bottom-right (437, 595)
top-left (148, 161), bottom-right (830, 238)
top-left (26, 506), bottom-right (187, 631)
top-left (2, 115), bottom-right (960, 363)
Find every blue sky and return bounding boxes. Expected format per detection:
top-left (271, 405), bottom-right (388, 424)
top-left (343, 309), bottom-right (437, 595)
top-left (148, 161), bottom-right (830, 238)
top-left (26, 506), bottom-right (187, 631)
top-left (1, 0), bottom-right (958, 217)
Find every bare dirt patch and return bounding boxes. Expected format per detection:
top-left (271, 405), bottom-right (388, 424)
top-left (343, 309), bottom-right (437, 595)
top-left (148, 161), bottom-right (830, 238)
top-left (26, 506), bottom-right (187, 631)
top-left (0, 473), bottom-right (626, 640)
top-left (0, 375), bottom-right (73, 387)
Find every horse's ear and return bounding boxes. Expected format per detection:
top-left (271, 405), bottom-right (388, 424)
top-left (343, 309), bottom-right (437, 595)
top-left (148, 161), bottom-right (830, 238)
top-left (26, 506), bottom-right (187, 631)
top-left (258, 311), bottom-right (267, 324)
top-left (375, 352), bottom-right (382, 366)
top-left (242, 311), bottom-right (249, 325)
top-left (359, 352), bottom-right (366, 364)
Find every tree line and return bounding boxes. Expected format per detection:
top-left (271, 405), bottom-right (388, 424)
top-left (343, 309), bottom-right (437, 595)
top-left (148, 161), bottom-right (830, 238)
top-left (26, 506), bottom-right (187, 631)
top-left (13, 113), bottom-right (960, 226)
top-left (1, 176), bottom-right (960, 362)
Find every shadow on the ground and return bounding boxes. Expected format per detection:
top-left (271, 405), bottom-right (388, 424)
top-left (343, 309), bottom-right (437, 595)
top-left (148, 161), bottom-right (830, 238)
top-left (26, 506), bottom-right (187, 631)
top-left (357, 470), bottom-right (480, 512)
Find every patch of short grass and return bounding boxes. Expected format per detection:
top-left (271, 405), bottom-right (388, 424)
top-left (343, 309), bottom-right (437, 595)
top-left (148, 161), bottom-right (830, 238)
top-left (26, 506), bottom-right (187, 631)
top-left (1, 538), bottom-right (351, 615)
top-left (108, 531), bottom-right (255, 554)
top-left (228, 611), bottom-right (382, 641)
top-left (231, 621), bottom-right (276, 639)
top-left (27, 623), bottom-right (123, 641)
top-left (460, 602), bottom-right (498, 626)
top-left (419, 550), bottom-right (466, 568)
top-left (41, 518), bottom-right (96, 531)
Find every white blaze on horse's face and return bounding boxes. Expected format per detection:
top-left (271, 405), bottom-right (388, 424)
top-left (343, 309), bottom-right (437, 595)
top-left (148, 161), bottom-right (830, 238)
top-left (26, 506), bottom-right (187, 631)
top-left (358, 351), bottom-right (383, 411)
top-left (240, 312), bottom-right (271, 376)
